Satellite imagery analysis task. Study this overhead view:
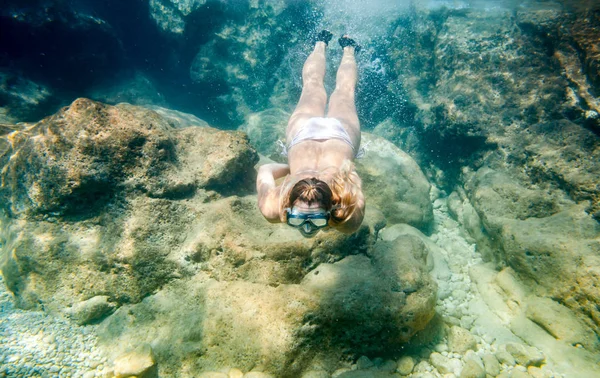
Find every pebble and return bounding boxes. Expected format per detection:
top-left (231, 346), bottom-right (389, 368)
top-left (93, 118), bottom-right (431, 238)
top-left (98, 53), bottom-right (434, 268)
top-left (459, 358), bottom-right (485, 378)
top-left (356, 356), bottom-right (374, 370)
top-left (414, 360), bottom-right (434, 372)
top-left (242, 373), bottom-right (275, 378)
top-left (113, 345), bottom-right (155, 378)
top-left (376, 359), bottom-right (397, 373)
top-left (228, 367), bottom-right (244, 378)
top-left (397, 356), bottom-right (415, 375)
top-left (496, 350), bottom-right (516, 366)
top-left (0, 276), bottom-right (107, 378)
top-left (447, 326), bottom-right (477, 354)
top-left (527, 366), bottom-right (545, 378)
top-left (198, 372), bottom-right (229, 378)
top-left (332, 368), bottom-right (352, 377)
top-left (463, 350), bottom-right (483, 369)
top-left (504, 343), bottom-right (545, 367)
top-left (511, 370), bottom-right (532, 378)
top-left (482, 353), bottom-right (501, 376)
top-left (430, 352), bottom-right (457, 375)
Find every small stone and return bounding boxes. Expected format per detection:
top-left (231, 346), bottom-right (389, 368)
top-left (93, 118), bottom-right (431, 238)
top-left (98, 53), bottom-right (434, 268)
top-left (482, 353), bottom-right (500, 376)
top-left (356, 356), bottom-right (374, 370)
top-left (419, 348), bottom-right (433, 359)
top-left (228, 368), bottom-right (244, 378)
top-left (83, 371), bottom-right (96, 378)
top-left (7, 355), bottom-right (21, 363)
top-left (459, 358), bottom-right (485, 378)
top-left (242, 373), bottom-right (274, 378)
top-left (495, 350), bottom-right (516, 366)
top-left (414, 373), bottom-right (436, 378)
top-left (415, 360), bottom-right (434, 372)
top-left (463, 351), bottom-right (483, 368)
top-left (198, 373), bottom-right (228, 378)
top-left (376, 359), bottom-right (397, 373)
top-left (65, 296), bottom-right (116, 325)
top-left (510, 370), bottom-right (532, 378)
top-left (459, 316), bottom-right (475, 329)
top-left (435, 344), bottom-right (449, 353)
top-left (430, 352), bottom-right (456, 375)
top-left (515, 364), bottom-right (527, 372)
top-left (447, 326), bottom-right (477, 354)
top-left (113, 344), bottom-right (156, 378)
top-left (301, 370), bottom-right (330, 378)
top-left (88, 359), bottom-right (102, 369)
top-left (527, 366), bottom-right (545, 378)
top-left (331, 368), bottom-right (352, 377)
top-left (43, 335), bottom-right (56, 344)
top-left (397, 356), bottom-right (415, 375)
top-left (504, 343), bottom-right (545, 367)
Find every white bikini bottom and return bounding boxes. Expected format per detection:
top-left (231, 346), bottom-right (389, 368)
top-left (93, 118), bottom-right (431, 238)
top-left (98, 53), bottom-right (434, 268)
top-left (278, 117), bottom-right (365, 158)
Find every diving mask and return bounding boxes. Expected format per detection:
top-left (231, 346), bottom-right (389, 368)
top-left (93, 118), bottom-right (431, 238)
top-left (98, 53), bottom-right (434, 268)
top-left (285, 207), bottom-right (330, 233)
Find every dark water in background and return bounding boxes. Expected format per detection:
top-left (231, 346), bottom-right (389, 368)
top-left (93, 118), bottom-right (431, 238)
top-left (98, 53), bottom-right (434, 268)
top-left (1, 0), bottom-right (595, 128)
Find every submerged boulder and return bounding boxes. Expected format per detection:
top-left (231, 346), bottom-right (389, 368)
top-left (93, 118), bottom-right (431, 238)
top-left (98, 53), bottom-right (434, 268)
top-left (0, 98), bottom-right (256, 217)
top-left (97, 232), bottom-right (436, 377)
top-left (0, 99), bottom-right (437, 376)
top-left (0, 98), bottom-right (258, 311)
top-left (239, 108), bottom-right (289, 162)
top-left (465, 168), bottom-right (600, 336)
top-left (387, 6), bottom-right (600, 351)
top-left (357, 134), bottom-right (433, 232)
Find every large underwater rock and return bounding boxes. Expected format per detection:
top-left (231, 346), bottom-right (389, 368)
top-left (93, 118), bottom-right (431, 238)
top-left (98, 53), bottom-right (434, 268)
top-left (389, 7), bottom-right (569, 178)
top-left (463, 168), bottom-right (600, 337)
top-left (0, 99), bottom-right (437, 376)
top-left (357, 134), bottom-right (433, 232)
top-left (387, 6), bottom-right (600, 339)
top-left (389, 7), bottom-right (600, 190)
top-left (99, 234), bottom-right (436, 376)
top-left (0, 98), bottom-right (258, 311)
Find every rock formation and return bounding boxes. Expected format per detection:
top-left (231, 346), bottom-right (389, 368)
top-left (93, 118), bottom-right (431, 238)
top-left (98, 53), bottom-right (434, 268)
top-left (0, 98), bottom-right (437, 376)
top-left (386, 5), bottom-right (600, 343)
top-left (1, 1), bottom-right (600, 376)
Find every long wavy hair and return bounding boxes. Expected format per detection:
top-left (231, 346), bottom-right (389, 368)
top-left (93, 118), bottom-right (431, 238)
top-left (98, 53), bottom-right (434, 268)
top-left (281, 160), bottom-right (362, 226)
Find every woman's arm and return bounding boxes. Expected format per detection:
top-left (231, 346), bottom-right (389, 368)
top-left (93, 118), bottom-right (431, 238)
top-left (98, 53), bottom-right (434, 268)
top-left (256, 163), bottom-right (290, 223)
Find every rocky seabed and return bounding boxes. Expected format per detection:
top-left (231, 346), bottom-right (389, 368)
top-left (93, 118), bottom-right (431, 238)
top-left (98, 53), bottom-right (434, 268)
top-left (0, 190), bottom-right (568, 378)
top-left (0, 278), bottom-right (108, 378)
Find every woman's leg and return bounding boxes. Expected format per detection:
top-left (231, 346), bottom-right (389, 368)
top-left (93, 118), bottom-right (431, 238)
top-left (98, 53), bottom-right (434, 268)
top-left (286, 41), bottom-right (328, 140)
top-left (327, 44), bottom-right (360, 147)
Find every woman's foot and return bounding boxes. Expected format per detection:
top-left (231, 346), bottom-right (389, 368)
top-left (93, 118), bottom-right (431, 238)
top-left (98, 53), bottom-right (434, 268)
top-left (338, 35), bottom-right (361, 53)
top-left (316, 29), bottom-right (333, 45)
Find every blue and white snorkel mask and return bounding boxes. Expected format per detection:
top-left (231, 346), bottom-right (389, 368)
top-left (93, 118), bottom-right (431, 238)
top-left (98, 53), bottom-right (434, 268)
top-left (285, 207), bottom-right (330, 238)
